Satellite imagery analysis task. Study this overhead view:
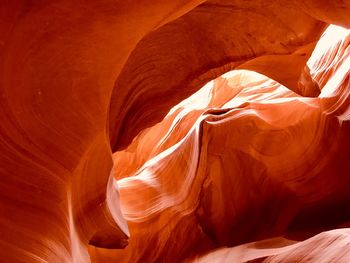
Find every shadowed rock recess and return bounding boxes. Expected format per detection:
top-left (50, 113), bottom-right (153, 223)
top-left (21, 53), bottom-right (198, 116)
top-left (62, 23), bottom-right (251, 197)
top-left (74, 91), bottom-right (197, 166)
top-left (1, 1), bottom-right (350, 262)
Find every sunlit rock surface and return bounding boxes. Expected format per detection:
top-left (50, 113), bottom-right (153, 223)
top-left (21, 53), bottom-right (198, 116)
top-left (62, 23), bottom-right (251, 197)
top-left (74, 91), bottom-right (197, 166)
top-left (91, 25), bottom-right (350, 262)
top-left (194, 228), bottom-right (350, 263)
top-left (1, 1), bottom-right (350, 263)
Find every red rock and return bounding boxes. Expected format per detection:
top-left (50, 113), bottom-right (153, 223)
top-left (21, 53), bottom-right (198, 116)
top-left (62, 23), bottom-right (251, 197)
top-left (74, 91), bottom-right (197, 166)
top-left (194, 228), bottom-right (350, 262)
top-left (1, 1), bottom-right (350, 262)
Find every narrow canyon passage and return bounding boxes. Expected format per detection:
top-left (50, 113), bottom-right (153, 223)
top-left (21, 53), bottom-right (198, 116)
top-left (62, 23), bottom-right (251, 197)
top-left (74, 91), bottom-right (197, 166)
top-left (0, 1), bottom-right (350, 263)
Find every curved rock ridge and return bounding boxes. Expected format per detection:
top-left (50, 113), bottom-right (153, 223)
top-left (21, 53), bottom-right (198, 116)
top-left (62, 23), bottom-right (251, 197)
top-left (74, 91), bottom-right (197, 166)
top-left (90, 24), bottom-right (350, 262)
top-left (109, 0), bottom-right (327, 151)
top-left (109, 0), bottom-right (350, 152)
top-left (194, 228), bottom-right (350, 263)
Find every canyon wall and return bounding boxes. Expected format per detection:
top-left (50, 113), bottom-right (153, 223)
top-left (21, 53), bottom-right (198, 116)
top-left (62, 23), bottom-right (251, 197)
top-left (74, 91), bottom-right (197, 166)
top-left (0, 1), bottom-right (350, 262)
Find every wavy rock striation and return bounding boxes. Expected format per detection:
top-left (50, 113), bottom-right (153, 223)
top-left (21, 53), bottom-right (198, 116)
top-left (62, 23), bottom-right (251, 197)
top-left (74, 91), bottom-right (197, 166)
top-left (1, 1), bottom-right (350, 263)
top-left (91, 24), bottom-right (350, 262)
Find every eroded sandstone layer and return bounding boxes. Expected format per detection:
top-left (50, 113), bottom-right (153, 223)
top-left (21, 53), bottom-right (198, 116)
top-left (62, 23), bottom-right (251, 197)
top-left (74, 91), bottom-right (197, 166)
top-left (88, 24), bottom-right (350, 263)
top-left (1, 1), bottom-right (350, 262)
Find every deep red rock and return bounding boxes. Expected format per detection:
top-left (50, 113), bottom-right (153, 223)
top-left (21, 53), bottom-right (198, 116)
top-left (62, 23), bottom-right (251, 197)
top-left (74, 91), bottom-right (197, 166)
top-left (1, 1), bottom-right (350, 262)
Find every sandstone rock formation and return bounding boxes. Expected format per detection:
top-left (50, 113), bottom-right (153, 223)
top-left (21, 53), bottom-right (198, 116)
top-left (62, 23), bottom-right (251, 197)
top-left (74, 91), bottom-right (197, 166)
top-left (194, 228), bottom-right (350, 263)
top-left (1, 1), bottom-right (350, 263)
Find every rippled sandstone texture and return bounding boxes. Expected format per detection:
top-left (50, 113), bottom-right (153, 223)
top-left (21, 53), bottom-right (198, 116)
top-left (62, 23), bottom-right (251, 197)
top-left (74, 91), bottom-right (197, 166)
top-left (1, 1), bottom-right (350, 263)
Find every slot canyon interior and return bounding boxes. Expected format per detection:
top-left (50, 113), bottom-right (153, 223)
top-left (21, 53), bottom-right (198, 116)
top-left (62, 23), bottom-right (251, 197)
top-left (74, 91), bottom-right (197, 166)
top-left (1, 1), bottom-right (350, 262)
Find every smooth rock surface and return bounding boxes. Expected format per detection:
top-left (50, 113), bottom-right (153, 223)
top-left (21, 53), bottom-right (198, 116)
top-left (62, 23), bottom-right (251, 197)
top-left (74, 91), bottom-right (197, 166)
top-left (1, 1), bottom-right (350, 263)
top-left (91, 24), bottom-right (350, 262)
